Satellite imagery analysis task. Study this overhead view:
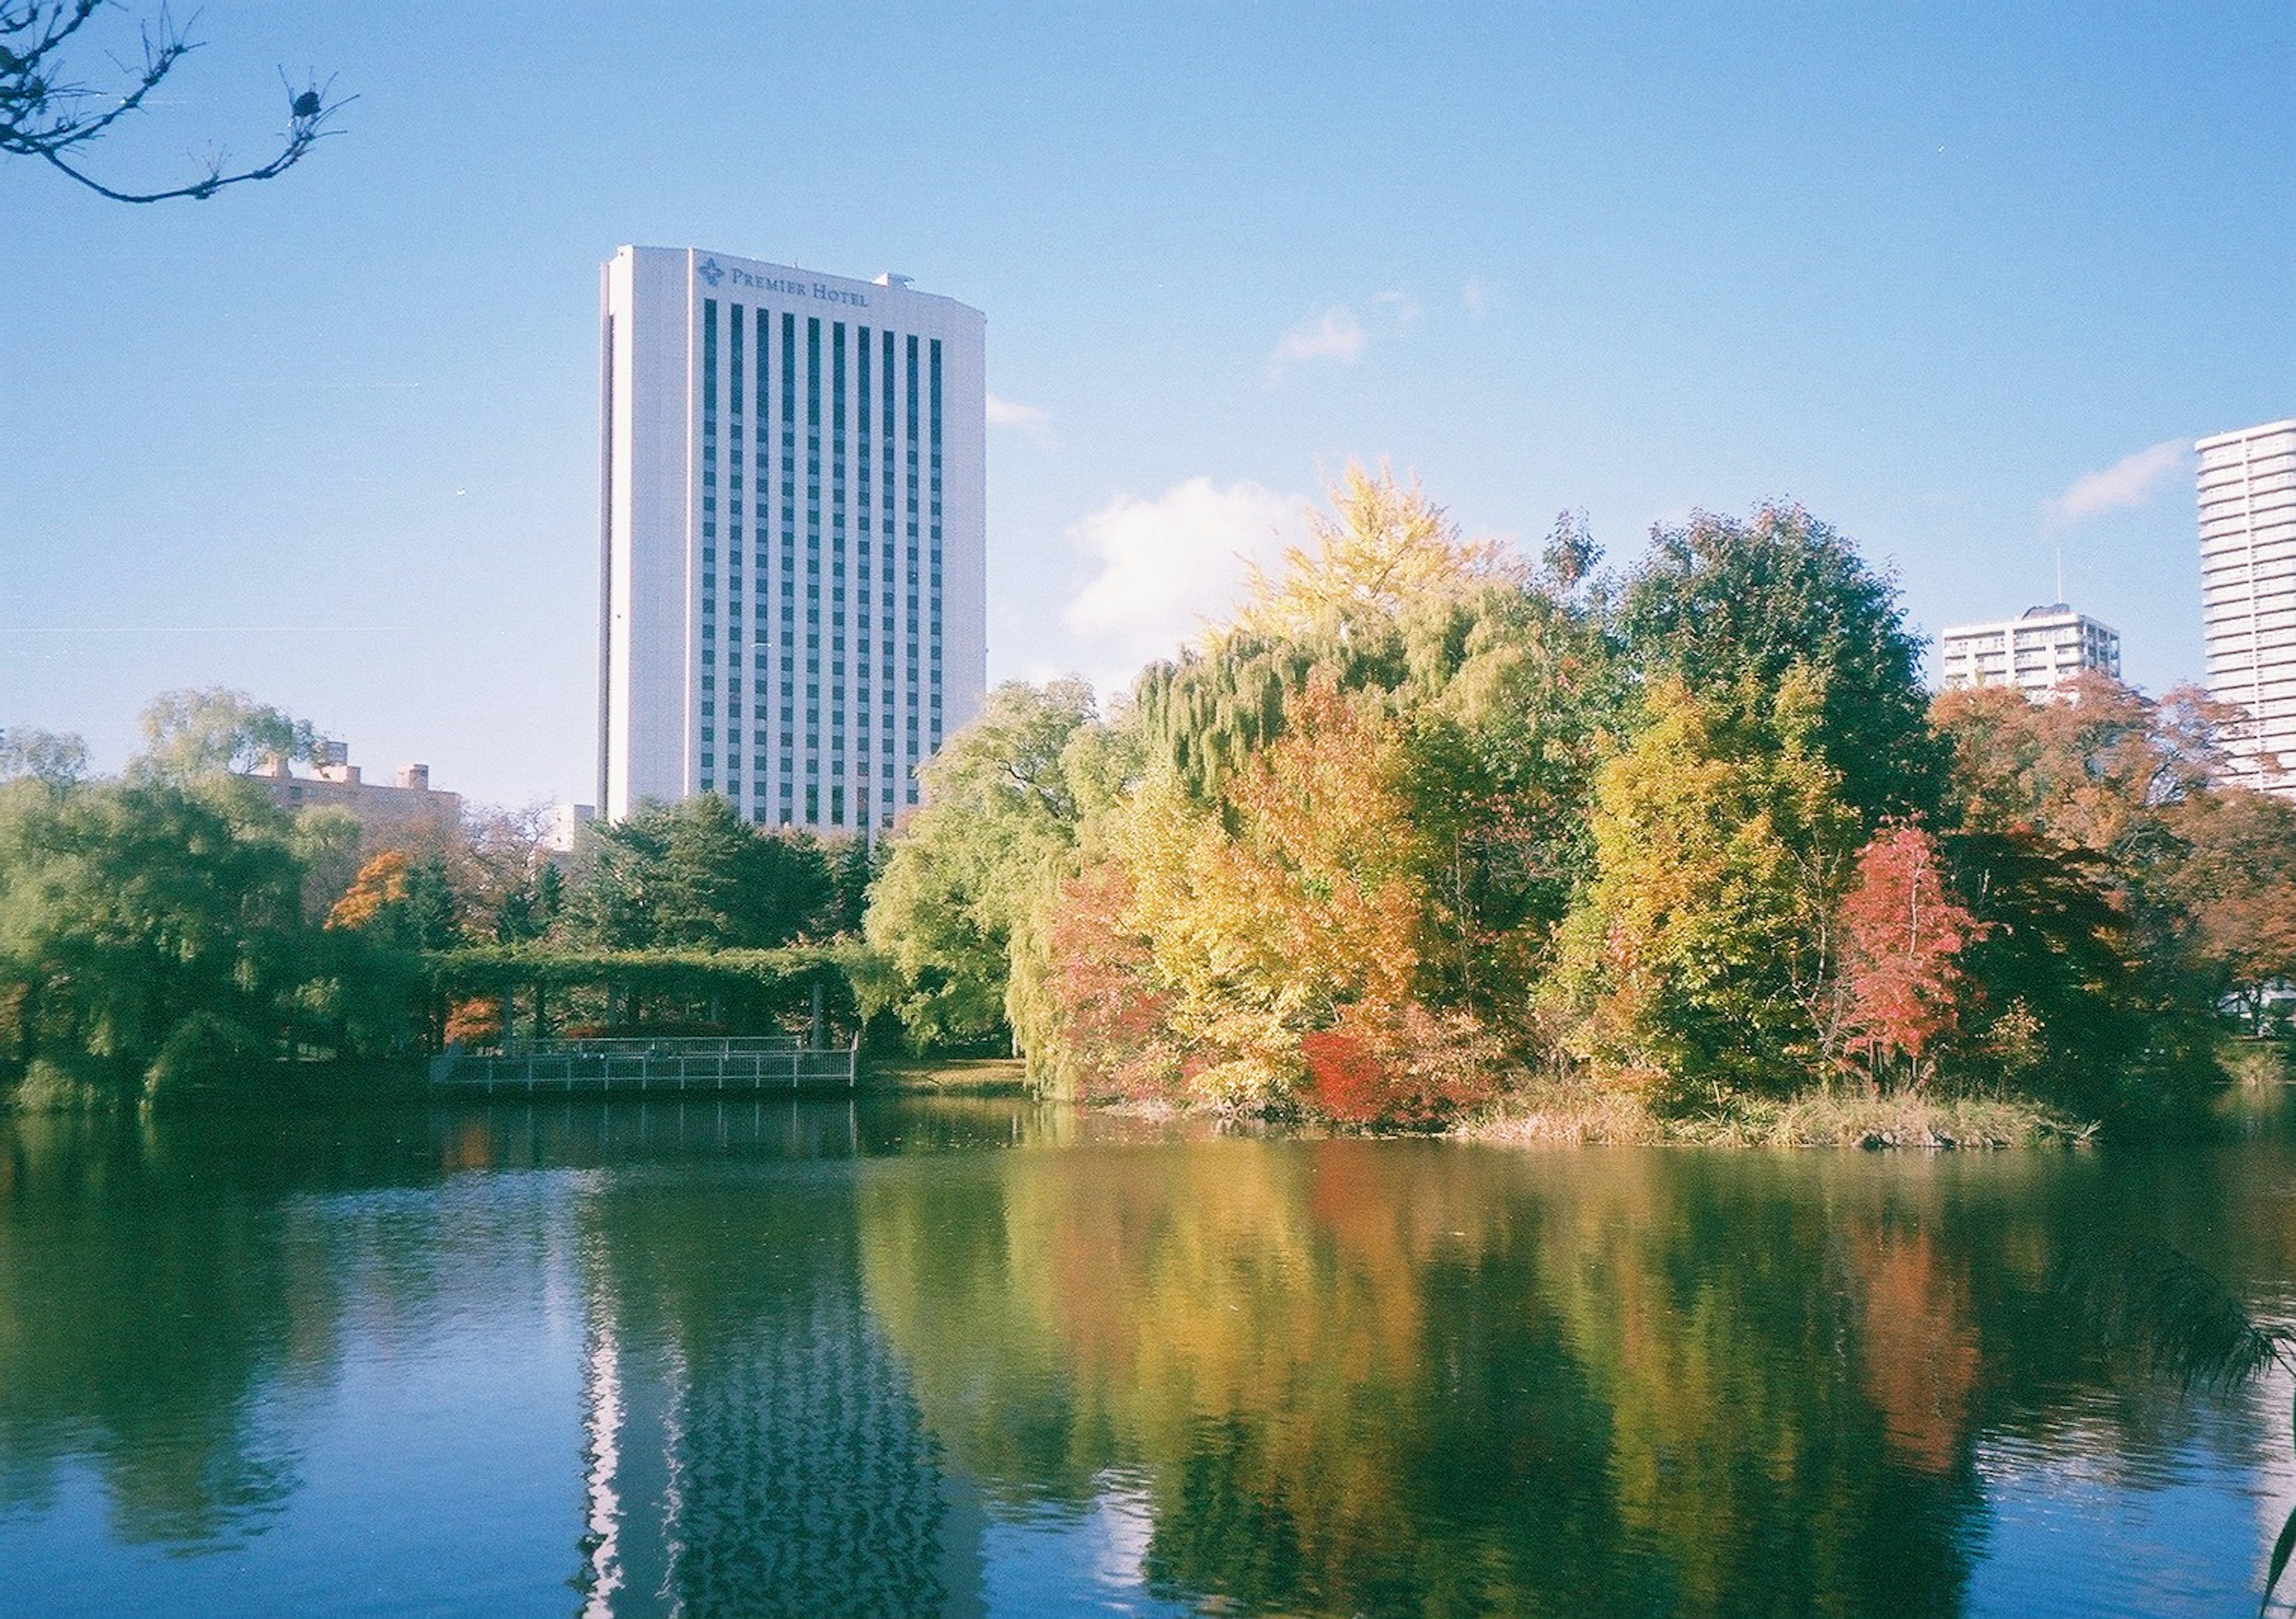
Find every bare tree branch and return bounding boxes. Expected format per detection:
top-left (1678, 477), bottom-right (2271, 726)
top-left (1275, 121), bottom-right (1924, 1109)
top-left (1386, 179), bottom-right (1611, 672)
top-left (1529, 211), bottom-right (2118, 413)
top-left (1, 1), bottom-right (347, 203)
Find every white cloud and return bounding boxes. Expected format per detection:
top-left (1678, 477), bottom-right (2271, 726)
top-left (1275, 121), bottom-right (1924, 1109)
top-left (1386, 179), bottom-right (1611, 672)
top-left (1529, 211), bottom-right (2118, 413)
top-left (1062, 478), bottom-right (1303, 692)
top-left (1373, 289), bottom-right (1422, 325)
top-left (2050, 436), bottom-right (2189, 526)
top-left (985, 393), bottom-right (1054, 443)
top-left (1265, 308), bottom-right (1366, 384)
top-left (1462, 276), bottom-right (1494, 318)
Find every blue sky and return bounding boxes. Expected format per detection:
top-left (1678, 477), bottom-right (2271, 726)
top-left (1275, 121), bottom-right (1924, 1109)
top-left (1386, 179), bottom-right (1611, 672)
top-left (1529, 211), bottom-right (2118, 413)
top-left (5, 3), bottom-right (2292, 808)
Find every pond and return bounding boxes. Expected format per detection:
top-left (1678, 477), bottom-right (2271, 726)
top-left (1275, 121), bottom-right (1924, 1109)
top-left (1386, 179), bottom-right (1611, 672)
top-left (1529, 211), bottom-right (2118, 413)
top-left (2, 1093), bottom-right (2292, 1617)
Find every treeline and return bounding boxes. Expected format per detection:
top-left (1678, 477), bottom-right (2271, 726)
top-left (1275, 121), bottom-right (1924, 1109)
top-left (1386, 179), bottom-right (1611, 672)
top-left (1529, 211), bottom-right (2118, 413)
top-left (0, 694), bottom-right (870, 1105)
top-left (863, 469), bottom-right (2296, 1128)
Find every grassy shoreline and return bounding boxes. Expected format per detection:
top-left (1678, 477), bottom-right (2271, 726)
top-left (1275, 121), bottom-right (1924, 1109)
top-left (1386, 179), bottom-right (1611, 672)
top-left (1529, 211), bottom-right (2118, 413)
top-left (1067, 1077), bottom-right (2096, 1148)
top-left (1451, 1082), bottom-right (2089, 1148)
top-left (859, 1055), bottom-right (1030, 1093)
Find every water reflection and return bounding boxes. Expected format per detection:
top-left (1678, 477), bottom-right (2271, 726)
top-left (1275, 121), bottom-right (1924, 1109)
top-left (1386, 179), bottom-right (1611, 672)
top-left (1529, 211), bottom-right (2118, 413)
top-left (0, 1099), bottom-right (2291, 1617)
top-left (568, 1164), bottom-right (985, 1618)
top-left (857, 1136), bottom-right (2296, 1618)
top-left (0, 1113), bottom-right (319, 1550)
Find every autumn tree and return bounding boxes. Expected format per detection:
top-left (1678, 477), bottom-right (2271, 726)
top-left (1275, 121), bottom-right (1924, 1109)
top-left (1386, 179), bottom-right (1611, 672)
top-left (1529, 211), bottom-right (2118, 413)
top-left (1016, 857), bottom-right (1171, 1098)
top-left (1931, 674), bottom-right (2237, 858)
top-left (1132, 476), bottom-right (1616, 1002)
top-left (1229, 462), bottom-right (1525, 643)
top-left (1021, 472), bottom-right (1613, 1117)
top-left (1116, 681), bottom-right (1455, 1110)
top-left (2154, 786), bottom-right (2296, 1034)
top-left (325, 848), bottom-right (411, 933)
top-left (1547, 671), bottom-right (1860, 1099)
top-left (1932, 675), bottom-right (2247, 1112)
top-left (1835, 821), bottom-right (1983, 1085)
top-left (323, 848), bottom-right (459, 951)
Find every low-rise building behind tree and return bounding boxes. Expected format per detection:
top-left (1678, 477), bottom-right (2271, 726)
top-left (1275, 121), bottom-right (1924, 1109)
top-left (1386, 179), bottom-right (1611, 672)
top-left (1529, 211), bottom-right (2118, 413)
top-left (246, 741), bottom-right (461, 847)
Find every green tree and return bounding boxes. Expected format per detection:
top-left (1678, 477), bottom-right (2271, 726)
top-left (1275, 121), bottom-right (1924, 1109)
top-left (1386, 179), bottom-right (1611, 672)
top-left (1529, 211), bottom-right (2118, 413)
top-left (568, 795), bottom-right (836, 952)
top-left (648, 794), bottom-right (767, 946)
top-left (130, 688), bottom-right (321, 785)
top-left (1946, 827), bottom-right (2145, 1110)
top-left (0, 775), bottom-right (309, 1097)
top-left (0, 726), bottom-right (87, 787)
top-left (827, 835), bottom-right (879, 937)
top-left (402, 856), bottom-right (465, 952)
top-left (492, 882), bottom-right (541, 945)
top-left (1617, 504), bottom-right (1944, 826)
top-left (1547, 671), bottom-right (1860, 1099)
top-left (863, 679), bottom-right (1101, 1049)
top-left (532, 860), bottom-right (565, 931)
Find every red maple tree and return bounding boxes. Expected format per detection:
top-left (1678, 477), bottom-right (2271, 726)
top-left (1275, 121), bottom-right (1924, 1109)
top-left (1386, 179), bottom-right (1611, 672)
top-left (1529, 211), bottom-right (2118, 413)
top-left (1837, 821), bottom-right (1984, 1085)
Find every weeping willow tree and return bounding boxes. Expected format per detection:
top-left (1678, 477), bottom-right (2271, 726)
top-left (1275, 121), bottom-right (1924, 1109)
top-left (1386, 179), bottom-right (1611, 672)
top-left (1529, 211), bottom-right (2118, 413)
top-left (1133, 466), bottom-right (1596, 803)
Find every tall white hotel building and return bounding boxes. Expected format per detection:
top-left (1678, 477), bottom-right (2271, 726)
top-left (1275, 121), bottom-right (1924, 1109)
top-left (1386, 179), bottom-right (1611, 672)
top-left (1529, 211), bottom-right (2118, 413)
top-left (598, 246), bottom-right (987, 832)
top-left (2196, 420), bottom-right (2296, 799)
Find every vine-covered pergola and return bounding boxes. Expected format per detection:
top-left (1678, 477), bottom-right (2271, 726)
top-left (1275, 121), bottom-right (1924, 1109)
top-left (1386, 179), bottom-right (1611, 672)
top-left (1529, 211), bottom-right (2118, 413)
top-left (420, 945), bottom-right (866, 1047)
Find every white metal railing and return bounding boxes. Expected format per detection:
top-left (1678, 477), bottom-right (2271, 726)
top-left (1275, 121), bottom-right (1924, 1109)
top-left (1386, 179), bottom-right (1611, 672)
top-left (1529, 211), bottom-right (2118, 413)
top-left (433, 1032), bottom-right (858, 1094)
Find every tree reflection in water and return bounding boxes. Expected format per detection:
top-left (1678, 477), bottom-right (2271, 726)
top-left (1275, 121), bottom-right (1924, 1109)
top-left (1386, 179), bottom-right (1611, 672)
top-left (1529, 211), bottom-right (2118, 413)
top-left (860, 1131), bottom-right (2295, 1619)
top-left (1, 1100), bottom-right (2291, 1618)
top-left (0, 1113), bottom-right (315, 1548)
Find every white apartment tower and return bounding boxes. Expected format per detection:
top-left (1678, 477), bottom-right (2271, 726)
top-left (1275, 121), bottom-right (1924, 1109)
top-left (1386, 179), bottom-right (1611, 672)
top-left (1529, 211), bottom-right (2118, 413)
top-left (599, 246), bottom-right (988, 830)
top-left (1937, 604), bottom-right (2121, 696)
top-left (2196, 420), bottom-right (2296, 798)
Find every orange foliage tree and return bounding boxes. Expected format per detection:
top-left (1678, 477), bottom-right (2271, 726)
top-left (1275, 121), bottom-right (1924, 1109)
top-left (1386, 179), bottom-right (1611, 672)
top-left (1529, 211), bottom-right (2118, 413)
top-left (1034, 859), bottom-right (1174, 1098)
top-left (325, 850), bottom-right (410, 932)
top-left (1120, 680), bottom-right (1440, 1109)
top-left (2156, 787), bottom-right (2296, 1033)
top-left (1836, 821), bottom-right (1983, 1086)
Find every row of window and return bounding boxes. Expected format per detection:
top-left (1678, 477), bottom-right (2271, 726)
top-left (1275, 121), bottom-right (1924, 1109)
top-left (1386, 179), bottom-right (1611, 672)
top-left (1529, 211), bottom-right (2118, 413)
top-left (698, 299), bottom-right (949, 826)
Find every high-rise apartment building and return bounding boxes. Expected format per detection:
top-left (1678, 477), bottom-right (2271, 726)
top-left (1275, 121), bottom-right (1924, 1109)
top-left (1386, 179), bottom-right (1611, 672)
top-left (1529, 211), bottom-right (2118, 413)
top-left (1937, 604), bottom-right (2120, 697)
top-left (2196, 420), bottom-right (2296, 798)
top-left (599, 246), bottom-right (987, 832)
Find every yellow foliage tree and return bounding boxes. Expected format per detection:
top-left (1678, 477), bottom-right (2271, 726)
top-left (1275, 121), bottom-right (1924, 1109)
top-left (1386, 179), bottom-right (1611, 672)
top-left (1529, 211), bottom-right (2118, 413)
top-left (1118, 681), bottom-right (1447, 1108)
top-left (1547, 671), bottom-right (1858, 1098)
top-left (1228, 462), bottom-right (1522, 644)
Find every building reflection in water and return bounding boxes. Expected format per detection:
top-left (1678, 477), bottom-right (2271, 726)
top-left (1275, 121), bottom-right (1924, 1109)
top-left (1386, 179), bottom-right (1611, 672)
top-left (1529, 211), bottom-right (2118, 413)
top-left (565, 1111), bottom-right (986, 1619)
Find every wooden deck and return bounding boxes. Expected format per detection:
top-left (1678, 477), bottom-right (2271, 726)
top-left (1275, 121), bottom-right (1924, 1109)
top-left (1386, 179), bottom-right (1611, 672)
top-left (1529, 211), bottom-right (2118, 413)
top-left (429, 1034), bottom-right (859, 1095)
